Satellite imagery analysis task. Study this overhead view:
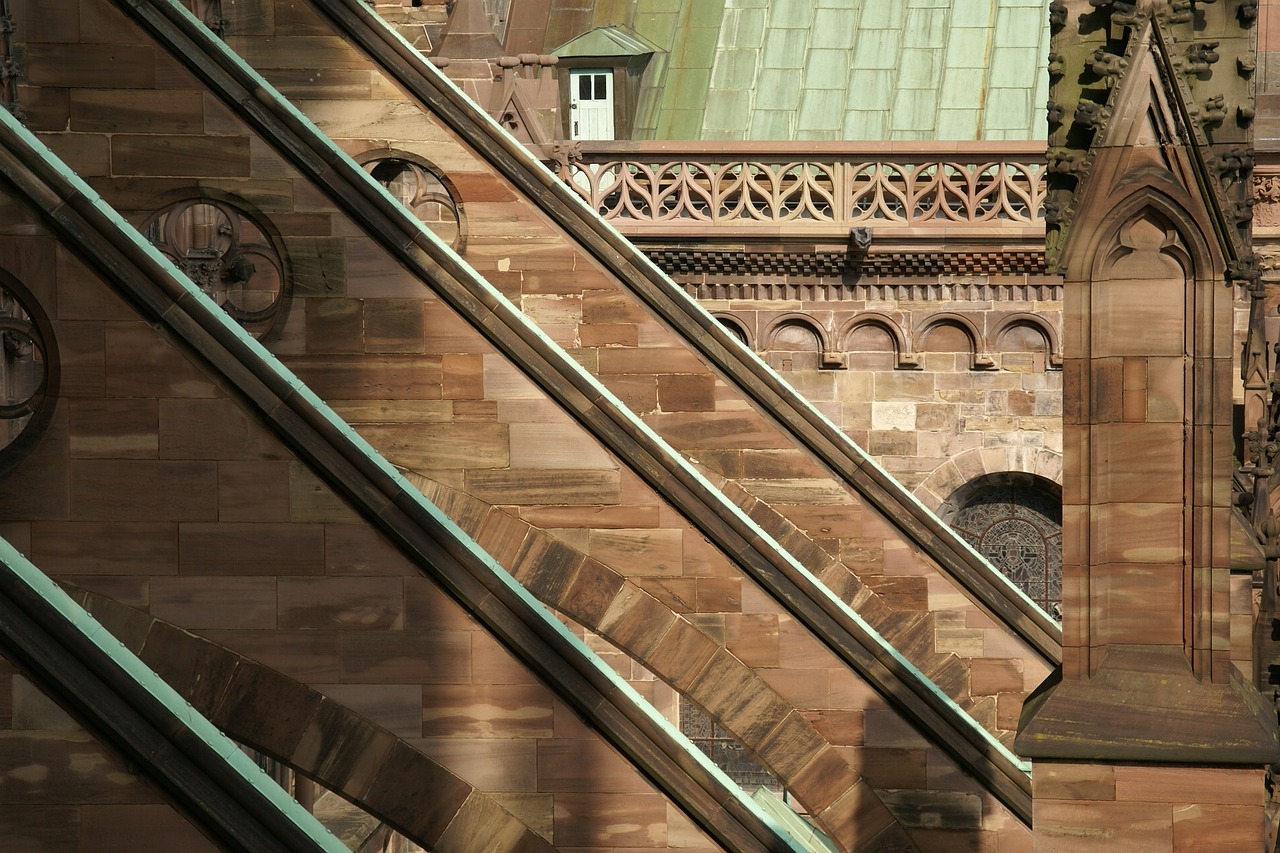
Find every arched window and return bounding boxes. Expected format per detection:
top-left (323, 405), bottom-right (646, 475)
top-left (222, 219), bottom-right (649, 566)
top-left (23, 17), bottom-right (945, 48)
top-left (943, 473), bottom-right (1062, 620)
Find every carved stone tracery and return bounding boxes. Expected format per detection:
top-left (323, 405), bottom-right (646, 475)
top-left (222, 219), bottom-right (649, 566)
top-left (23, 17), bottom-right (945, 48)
top-left (144, 198), bottom-right (288, 339)
top-left (0, 278), bottom-right (50, 458)
top-left (361, 153), bottom-right (466, 252)
top-left (561, 156), bottom-right (1047, 230)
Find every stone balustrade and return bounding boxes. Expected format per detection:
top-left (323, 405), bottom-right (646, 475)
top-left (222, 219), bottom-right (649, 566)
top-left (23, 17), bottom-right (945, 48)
top-left (559, 141), bottom-right (1048, 240)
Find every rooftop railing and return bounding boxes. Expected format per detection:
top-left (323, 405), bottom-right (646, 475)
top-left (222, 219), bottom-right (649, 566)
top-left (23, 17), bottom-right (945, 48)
top-left (557, 141), bottom-right (1048, 240)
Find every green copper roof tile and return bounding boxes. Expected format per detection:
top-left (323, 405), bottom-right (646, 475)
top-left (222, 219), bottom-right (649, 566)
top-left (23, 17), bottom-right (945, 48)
top-left (761, 27), bottom-right (810, 68)
top-left (673, 27), bottom-right (718, 67)
top-left (732, 7), bottom-right (767, 42)
top-left (590, 0), bottom-right (631, 27)
top-left (939, 67), bottom-right (986, 109)
top-left (859, 0), bottom-right (907, 29)
top-left (993, 5), bottom-right (1043, 48)
top-left (937, 107), bottom-right (980, 137)
top-left (846, 68), bottom-right (894, 111)
top-left (637, 0), bottom-right (682, 14)
top-left (891, 87), bottom-right (941, 131)
top-left (903, 8), bottom-right (948, 48)
top-left (802, 50), bottom-right (851, 89)
top-left (704, 127), bottom-right (748, 140)
top-left (951, 0), bottom-right (996, 21)
top-left (989, 46), bottom-right (1039, 88)
top-left (704, 88), bottom-right (752, 131)
top-left (810, 8), bottom-right (859, 48)
top-left (843, 109), bottom-right (888, 138)
top-left (899, 48), bottom-right (942, 89)
top-left (710, 47), bottom-right (759, 88)
top-left (770, 0), bottom-right (815, 28)
top-left (634, 10), bottom-right (679, 47)
top-left (798, 89), bottom-right (847, 130)
top-left (688, 0), bottom-right (726, 29)
top-left (945, 26), bottom-right (994, 68)
top-left (749, 109), bottom-right (795, 137)
top-left (657, 106), bottom-right (702, 137)
top-left (982, 86), bottom-right (1033, 131)
top-left (852, 27), bottom-right (901, 69)
top-left (755, 67), bottom-right (803, 110)
top-left (636, 0), bottom-right (1051, 140)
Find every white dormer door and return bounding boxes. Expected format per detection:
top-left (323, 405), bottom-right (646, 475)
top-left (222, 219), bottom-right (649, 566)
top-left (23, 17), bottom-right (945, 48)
top-left (570, 69), bottom-right (614, 141)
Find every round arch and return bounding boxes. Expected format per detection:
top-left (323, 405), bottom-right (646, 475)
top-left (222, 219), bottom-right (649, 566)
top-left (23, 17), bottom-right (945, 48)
top-left (991, 311), bottom-right (1062, 368)
top-left (711, 312), bottom-right (752, 348)
top-left (916, 311), bottom-right (994, 369)
top-left (839, 312), bottom-right (914, 368)
top-left (938, 472), bottom-right (1063, 620)
top-left (762, 312), bottom-right (830, 353)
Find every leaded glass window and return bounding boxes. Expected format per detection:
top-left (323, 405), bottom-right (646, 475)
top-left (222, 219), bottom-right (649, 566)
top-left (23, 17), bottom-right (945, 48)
top-left (679, 696), bottom-right (785, 797)
top-left (946, 474), bottom-right (1062, 620)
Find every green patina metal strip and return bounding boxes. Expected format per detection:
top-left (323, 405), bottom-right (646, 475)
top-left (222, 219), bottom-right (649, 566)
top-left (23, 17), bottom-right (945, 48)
top-left (751, 788), bottom-right (842, 853)
top-left (0, 534), bottom-right (352, 853)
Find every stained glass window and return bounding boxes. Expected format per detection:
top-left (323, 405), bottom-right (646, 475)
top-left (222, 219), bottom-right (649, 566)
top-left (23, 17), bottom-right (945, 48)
top-left (679, 695), bottom-right (785, 796)
top-left (946, 474), bottom-right (1062, 620)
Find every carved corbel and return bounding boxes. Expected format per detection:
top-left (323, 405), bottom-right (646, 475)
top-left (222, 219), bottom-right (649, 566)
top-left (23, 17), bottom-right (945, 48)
top-left (1183, 41), bottom-right (1220, 75)
top-left (1089, 48), bottom-right (1128, 80)
top-left (1194, 94), bottom-right (1227, 125)
top-left (1074, 100), bottom-right (1111, 129)
top-left (1164, 0), bottom-right (1193, 24)
top-left (1231, 197), bottom-right (1256, 226)
top-left (1043, 197), bottom-right (1065, 226)
top-left (1228, 255), bottom-right (1263, 296)
top-left (1046, 148), bottom-right (1086, 175)
top-left (1049, 0), bottom-right (1067, 29)
top-left (1111, 1), bottom-right (1144, 28)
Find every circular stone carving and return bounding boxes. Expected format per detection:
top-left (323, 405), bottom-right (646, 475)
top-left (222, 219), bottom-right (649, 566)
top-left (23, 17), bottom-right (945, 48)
top-left (363, 156), bottom-right (464, 251)
top-left (144, 199), bottom-right (288, 339)
top-left (0, 281), bottom-right (52, 457)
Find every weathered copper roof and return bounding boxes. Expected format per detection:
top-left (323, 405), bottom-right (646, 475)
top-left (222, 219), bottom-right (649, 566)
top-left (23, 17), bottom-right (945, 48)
top-left (531, 0), bottom-right (1052, 140)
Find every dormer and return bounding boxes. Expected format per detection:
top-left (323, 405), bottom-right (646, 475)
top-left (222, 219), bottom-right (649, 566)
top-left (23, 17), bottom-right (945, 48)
top-left (551, 26), bottom-right (663, 141)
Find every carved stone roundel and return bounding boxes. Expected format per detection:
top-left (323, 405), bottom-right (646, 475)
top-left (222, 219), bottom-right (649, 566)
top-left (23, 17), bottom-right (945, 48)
top-left (0, 283), bottom-right (50, 454)
top-left (145, 199), bottom-right (288, 339)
